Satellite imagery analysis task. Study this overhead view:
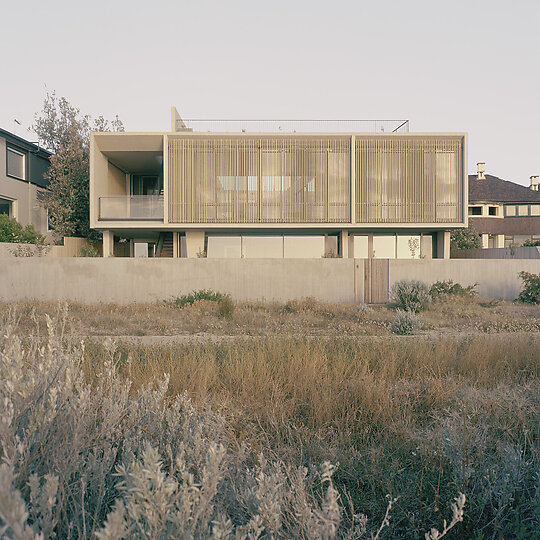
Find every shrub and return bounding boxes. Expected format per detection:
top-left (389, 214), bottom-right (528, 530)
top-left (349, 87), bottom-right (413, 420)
top-left (0, 214), bottom-right (45, 244)
top-left (282, 297), bottom-right (319, 314)
top-left (522, 238), bottom-right (540, 247)
top-left (430, 280), bottom-right (478, 300)
top-left (391, 309), bottom-right (421, 335)
top-left (169, 289), bottom-right (224, 307)
top-left (391, 280), bottom-right (431, 312)
top-left (356, 303), bottom-right (373, 313)
top-left (451, 226), bottom-right (481, 250)
top-left (79, 244), bottom-right (101, 257)
top-left (217, 294), bottom-right (235, 318)
top-left (517, 271), bottom-right (540, 304)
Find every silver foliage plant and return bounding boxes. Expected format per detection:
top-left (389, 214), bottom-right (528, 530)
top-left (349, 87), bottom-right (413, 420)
top-left (391, 280), bottom-right (431, 313)
top-left (0, 309), bottom-right (346, 539)
top-left (0, 308), bottom-right (464, 539)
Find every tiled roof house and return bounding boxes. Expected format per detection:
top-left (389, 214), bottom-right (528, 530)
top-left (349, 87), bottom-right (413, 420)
top-left (468, 163), bottom-right (540, 247)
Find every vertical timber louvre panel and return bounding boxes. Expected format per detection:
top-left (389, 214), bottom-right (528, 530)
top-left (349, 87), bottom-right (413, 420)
top-left (355, 137), bottom-right (463, 223)
top-left (168, 137), bottom-right (350, 223)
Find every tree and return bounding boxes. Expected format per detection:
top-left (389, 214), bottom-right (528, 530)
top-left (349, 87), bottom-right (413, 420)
top-left (33, 92), bottom-right (124, 240)
top-left (450, 225), bottom-right (482, 250)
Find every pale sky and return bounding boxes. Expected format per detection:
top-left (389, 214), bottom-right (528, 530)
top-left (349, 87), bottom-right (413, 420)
top-left (1, 0), bottom-right (539, 185)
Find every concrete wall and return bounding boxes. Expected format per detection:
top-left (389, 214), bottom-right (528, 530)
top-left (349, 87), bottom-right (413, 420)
top-left (389, 259), bottom-right (540, 300)
top-left (1, 258), bottom-right (539, 304)
top-left (452, 246), bottom-right (540, 259)
top-left (0, 258), bottom-right (358, 304)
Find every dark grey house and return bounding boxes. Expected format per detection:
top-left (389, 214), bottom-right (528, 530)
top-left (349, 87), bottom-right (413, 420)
top-left (0, 128), bottom-right (51, 235)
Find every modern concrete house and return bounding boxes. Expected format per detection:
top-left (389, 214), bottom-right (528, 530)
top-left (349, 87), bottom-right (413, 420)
top-left (0, 128), bottom-right (51, 235)
top-left (468, 162), bottom-right (540, 248)
top-left (90, 109), bottom-right (467, 259)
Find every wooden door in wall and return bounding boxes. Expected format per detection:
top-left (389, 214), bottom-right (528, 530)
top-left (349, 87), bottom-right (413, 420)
top-left (364, 259), bottom-right (389, 304)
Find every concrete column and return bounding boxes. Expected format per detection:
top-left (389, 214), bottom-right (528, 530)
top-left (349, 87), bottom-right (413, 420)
top-left (436, 231), bottom-right (451, 259)
top-left (103, 231), bottom-right (114, 258)
top-left (496, 234), bottom-right (505, 248)
top-left (481, 234), bottom-right (489, 249)
top-left (350, 135), bottom-right (356, 224)
top-left (186, 231), bottom-right (205, 258)
top-left (341, 230), bottom-right (349, 258)
top-left (172, 232), bottom-right (179, 258)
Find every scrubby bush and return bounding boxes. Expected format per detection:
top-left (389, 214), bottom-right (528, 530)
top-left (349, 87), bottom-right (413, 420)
top-left (522, 238), bottom-right (540, 247)
top-left (79, 244), bottom-right (101, 257)
top-left (451, 226), bottom-right (481, 250)
top-left (430, 280), bottom-right (478, 300)
top-left (169, 289), bottom-right (224, 307)
top-left (391, 280), bottom-right (431, 312)
top-left (282, 297), bottom-right (319, 314)
top-left (517, 271), bottom-right (540, 304)
top-left (356, 303), bottom-right (373, 314)
top-left (217, 294), bottom-right (235, 318)
top-left (0, 214), bottom-right (45, 244)
top-left (391, 309), bottom-right (421, 335)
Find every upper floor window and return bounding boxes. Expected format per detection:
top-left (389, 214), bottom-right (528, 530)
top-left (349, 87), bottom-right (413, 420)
top-left (488, 206), bottom-right (498, 216)
top-left (505, 205), bottom-right (516, 216)
top-left (6, 147), bottom-right (26, 180)
top-left (469, 206), bottom-right (482, 216)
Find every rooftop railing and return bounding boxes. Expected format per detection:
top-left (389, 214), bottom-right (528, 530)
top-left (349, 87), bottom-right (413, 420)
top-left (181, 119), bottom-right (410, 134)
top-left (99, 195), bottom-right (164, 221)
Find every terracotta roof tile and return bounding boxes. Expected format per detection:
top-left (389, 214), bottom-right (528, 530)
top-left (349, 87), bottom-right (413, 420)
top-left (469, 174), bottom-right (540, 203)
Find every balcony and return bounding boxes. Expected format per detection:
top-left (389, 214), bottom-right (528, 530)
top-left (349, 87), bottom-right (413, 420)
top-left (99, 195), bottom-right (164, 221)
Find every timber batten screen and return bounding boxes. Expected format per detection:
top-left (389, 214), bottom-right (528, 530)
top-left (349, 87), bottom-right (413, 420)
top-left (355, 136), bottom-right (464, 223)
top-left (168, 137), bottom-right (350, 223)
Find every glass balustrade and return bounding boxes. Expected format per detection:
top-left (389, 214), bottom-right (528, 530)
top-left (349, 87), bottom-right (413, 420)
top-left (99, 196), bottom-right (164, 220)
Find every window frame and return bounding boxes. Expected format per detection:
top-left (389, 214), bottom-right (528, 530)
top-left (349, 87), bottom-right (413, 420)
top-left (6, 145), bottom-right (27, 181)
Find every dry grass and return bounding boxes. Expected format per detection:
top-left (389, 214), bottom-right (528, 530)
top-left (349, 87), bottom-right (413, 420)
top-left (3, 298), bottom-right (539, 537)
top-left (3, 295), bottom-right (540, 338)
top-left (82, 334), bottom-right (540, 538)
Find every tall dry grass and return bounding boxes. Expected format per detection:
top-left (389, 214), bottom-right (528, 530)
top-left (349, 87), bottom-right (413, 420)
top-left (2, 301), bottom-right (538, 537)
top-left (83, 335), bottom-right (540, 538)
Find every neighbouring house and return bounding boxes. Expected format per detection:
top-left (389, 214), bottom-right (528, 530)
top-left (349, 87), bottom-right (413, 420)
top-left (89, 108), bottom-right (467, 259)
top-left (0, 127), bottom-right (51, 235)
top-left (468, 162), bottom-right (540, 248)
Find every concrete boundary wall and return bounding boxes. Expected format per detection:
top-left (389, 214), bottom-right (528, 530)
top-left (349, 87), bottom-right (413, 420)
top-left (452, 246), bottom-right (540, 259)
top-left (1, 258), bottom-right (539, 304)
top-left (0, 258), bottom-right (358, 304)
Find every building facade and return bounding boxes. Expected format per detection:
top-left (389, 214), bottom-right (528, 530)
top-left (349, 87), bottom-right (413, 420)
top-left (90, 111), bottom-right (467, 258)
top-left (0, 128), bottom-right (51, 235)
top-left (468, 163), bottom-right (540, 248)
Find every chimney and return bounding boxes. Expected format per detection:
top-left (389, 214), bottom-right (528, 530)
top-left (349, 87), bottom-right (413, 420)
top-left (530, 175), bottom-right (539, 191)
top-left (477, 162), bottom-right (485, 180)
